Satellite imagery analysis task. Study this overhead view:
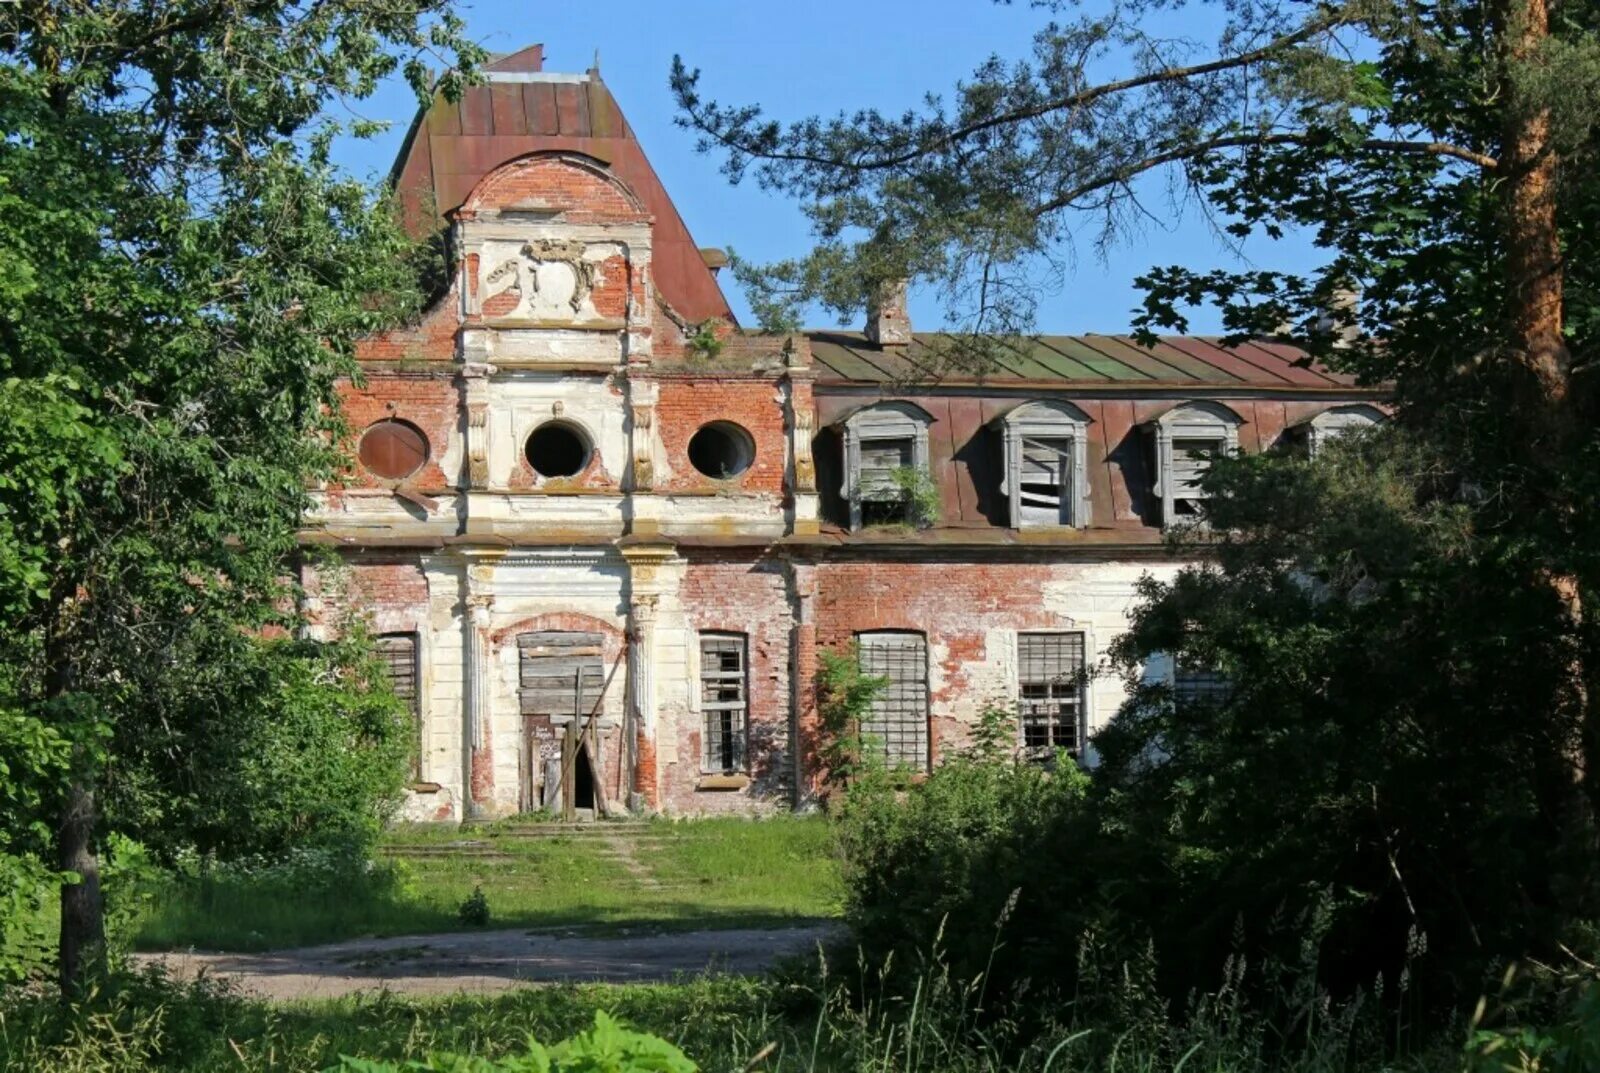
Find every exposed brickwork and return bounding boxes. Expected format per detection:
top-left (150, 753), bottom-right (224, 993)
top-left (464, 155), bottom-right (648, 222)
top-left (353, 285), bottom-right (459, 364)
top-left (335, 373), bottom-right (459, 491)
top-left (667, 552), bottom-right (795, 814)
top-left (809, 559), bottom-right (1078, 779)
top-left (655, 377), bottom-right (788, 495)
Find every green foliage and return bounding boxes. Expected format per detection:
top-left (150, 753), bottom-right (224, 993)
top-left (886, 466), bottom-right (940, 529)
top-left (684, 321), bottom-right (725, 362)
top-left (1097, 429), bottom-right (1593, 1008)
top-left (0, 0), bottom-right (480, 985)
top-left (330, 1011), bottom-right (698, 1073)
top-left (458, 886), bottom-right (492, 928)
top-left (1466, 961), bottom-right (1600, 1072)
top-left (835, 739), bottom-right (1093, 995)
top-left (134, 817), bottom-right (841, 952)
top-left (814, 646), bottom-right (886, 788)
top-left (105, 626), bottom-right (412, 864)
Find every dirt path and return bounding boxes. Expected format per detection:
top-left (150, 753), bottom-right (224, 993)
top-left (133, 923), bottom-right (843, 1001)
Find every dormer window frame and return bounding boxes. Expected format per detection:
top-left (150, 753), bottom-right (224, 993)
top-left (1150, 402), bottom-right (1243, 526)
top-left (1305, 403), bottom-right (1386, 456)
top-left (998, 400), bottom-right (1092, 529)
top-left (840, 402), bottom-right (933, 531)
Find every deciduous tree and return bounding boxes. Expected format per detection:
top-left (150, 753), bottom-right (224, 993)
top-left (0, 1), bottom-right (478, 993)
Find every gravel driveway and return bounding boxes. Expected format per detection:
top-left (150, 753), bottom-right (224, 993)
top-left (134, 923), bottom-right (844, 1001)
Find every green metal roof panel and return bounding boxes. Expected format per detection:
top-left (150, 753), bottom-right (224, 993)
top-left (804, 330), bottom-right (1364, 390)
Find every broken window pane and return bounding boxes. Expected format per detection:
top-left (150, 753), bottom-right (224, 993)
top-left (699, 633), bottom-right (748, 774)
top-left (1018, 436), bottom-right (1073, 525)
top-left (1017, 632), bottom-right (1084, 758)
top-left (857, 631), bottom-right (929, 771)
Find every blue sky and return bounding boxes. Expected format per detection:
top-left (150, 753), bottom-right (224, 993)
top-left (334, 0), bottom-right (1322, 334)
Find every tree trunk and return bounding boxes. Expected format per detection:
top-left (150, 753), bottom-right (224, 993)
top-left (1501, 0), bottom-right (1570, 414)
top-left (57, 779), bottom-right (105, 997)
top-left (45, 586), bottom-right (106, 998)
top-left (1499, 0), bottom-right (1593, 844)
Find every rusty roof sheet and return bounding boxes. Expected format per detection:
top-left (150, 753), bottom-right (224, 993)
top-left (390, 46), bottom-right (733, 324)
top-left (806, 331), bottom-right (1362, 389)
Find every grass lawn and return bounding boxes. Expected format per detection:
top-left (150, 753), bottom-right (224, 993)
top-left (132, 815), bottom-right (844, 952)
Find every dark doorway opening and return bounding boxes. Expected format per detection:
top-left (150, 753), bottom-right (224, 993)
top-left (573, 739), bottom-right (597, 811)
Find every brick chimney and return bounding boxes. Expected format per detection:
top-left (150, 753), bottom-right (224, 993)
top-left (865, 279), bottom-right (912, 347)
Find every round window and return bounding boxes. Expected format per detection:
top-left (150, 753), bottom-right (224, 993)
top-left (687, 421), bottom-right (755, 479)
top-left (525, 421), bottom-right (591, 478)
top-left (358, 419), bottom-right (429, 480)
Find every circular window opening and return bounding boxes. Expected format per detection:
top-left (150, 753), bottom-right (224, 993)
top-left (358, 419), bottom-right (429, 480)
top-left (688, 421), bottom-right (756, 480)
top-left (525, 421), bottom-right (591, 479)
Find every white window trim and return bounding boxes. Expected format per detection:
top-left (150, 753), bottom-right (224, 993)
top-left (1305, 403), bottom-right (1385, 456)
top-left (997, 401), bottom-right (1091, 528)
top-left (840, 402), bottom-right (933, 531)
top-left (1150, 402), bottom-right (1242, 526)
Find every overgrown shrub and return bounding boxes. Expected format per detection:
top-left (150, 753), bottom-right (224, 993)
top-left (835, 722), bottom-right (1097, 999)
top-left (459, 885), bottom-right (491, 928)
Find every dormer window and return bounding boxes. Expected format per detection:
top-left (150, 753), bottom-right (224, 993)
top-left (840, 402), bottom-right (933, 530)
top-left (998, 401), bottom-right (1091, 528)
top-left (1305, 404), bottom-right (1385, 456)
top-left (1149, 402), bottom-right (1242, 524)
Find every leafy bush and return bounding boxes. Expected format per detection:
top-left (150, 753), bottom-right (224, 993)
top-left (458, 885), bottom-right (491, 928)
top-left (103, 628), bottom-right (413, 865)
top-left (331, 1011), bottom-right (697, 1072)
top-left (835, 727), bottom-right (1096, 998)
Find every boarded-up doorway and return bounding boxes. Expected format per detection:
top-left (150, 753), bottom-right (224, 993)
top-left (517, 630), bottom-right (604, 814)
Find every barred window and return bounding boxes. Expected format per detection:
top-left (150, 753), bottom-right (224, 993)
top-left (1017, 632), bottom-right (1085, 758)
top-left (857, 631), bottom-right (930, 771)
top-left (700, 633), bottom-right (748, 774)
top-left (375, 632), bottom-right (421, 777)
top-left (1173, 664), bottom-right (1232, 710)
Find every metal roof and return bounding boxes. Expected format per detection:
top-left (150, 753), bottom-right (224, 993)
top-left (805, 332), bottom-right (1361, 389)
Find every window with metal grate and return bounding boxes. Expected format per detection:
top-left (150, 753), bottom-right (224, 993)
top-left (699, 633), bottom-right (748, 773)
top-left (857, 631), bottom-right (930, 771)
top-left (375, 633), bottom-right (420, 776)
top-left (1017, 632), bottom-right (1085, 758)
top-left (1173, 664), bottom-right (1232, 710)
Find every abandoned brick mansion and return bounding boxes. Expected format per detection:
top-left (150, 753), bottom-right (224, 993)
top-left (304, 46), bottom-right (1387, 820)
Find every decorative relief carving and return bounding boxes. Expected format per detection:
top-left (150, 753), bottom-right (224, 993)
top-left (460, 362), bottom-right (497, 489)
top-left (791, 406), bottom-right (817, 493)
top-left (480, 238), bottom-right (598, 320)
top-left (631, 403), bottom-right (655, 490)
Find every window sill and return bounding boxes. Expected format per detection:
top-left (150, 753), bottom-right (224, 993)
top-left (696, 773), bottom-right (751, 791)
top-left (408, 781), bottom-right (442, 794)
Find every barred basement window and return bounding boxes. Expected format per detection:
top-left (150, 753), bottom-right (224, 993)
top-left (375, 632), bottom-right (421, 777)
top-left (1017, 632), bottom-right (1085, 758)
top-left (1173, 665), bottom-right (1232, 711)
top-left (857, 631), bottom-right (929, 771)
top-left (699, 633), bottom-right (748, 774)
